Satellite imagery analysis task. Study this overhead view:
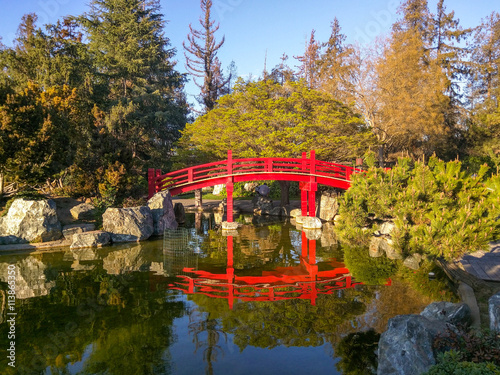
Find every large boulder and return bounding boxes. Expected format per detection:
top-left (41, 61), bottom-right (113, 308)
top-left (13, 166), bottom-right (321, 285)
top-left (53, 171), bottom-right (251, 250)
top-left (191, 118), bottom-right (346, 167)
top-left (0, 198), bottom-right (62, 244)
top-left (318, 191), bottom-right (339, 221)
top-left (70, 203), bottom-right (96, 221)
top-left (147, 191), bottom-right (178, 235)
top-left (70, 230), bottom-right (111, 249)
top-left (102, 206), bottom-right (154, 242)
top-left (489, 292), bottom-right (500, 333)
top-left (377, 314), bottom-right (450, 375)
top-left (421, 302), bottom-right (472, 327)
top-left (290, 208), bottom-right (302, 218)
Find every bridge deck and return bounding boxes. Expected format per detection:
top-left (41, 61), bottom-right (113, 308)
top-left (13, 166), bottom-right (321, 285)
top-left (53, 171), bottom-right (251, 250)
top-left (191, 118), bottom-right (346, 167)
top-left (460, 241), bottom-right (500, 281)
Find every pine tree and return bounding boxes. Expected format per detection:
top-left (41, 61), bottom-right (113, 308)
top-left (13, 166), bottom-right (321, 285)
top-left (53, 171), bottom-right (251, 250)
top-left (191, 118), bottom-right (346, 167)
top-left (468, 12), bottom-right (500, 167)
top-left (295, 30), bottom-right (321, 89)
top-left (316, 18), bottom-right (355, 102)
top-left (78, 0), bottom-right (187, 169)
top-left (183, 0), bottom-right (229, 111)
top-left (376, 0), bottom-right (450, 159)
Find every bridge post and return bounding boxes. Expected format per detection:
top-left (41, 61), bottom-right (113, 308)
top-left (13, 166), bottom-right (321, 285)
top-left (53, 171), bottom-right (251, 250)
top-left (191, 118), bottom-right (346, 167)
top-left (226, 181), bottom-right (234, 222)
top-left (226, 150), bottom-right (234, 222)
top-left (301, 187), bottom-right (308, 216)
top-left (148, 168), bottom-right (155, 198)
top-left (308, 150), bottom-right (317, 217)
top-left (148, 168), bottom-right (161, 198)
top-left (300, 153), bottom-right (308, 216)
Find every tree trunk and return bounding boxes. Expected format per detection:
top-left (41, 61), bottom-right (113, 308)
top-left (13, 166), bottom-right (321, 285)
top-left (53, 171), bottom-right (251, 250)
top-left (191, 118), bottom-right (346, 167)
top-left (279, 181), bottom-right (290, 207)
top-left (378, 144), bottom-right (385, 168)
top-left (0, 173), bottom-right (3, 197)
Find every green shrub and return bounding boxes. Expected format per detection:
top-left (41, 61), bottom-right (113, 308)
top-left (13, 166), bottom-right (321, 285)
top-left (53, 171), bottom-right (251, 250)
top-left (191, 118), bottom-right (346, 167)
top-left (433, 327), bottom-right (500, 366)
top-left (337, 155), bottom-right (500, 260)
top-left (423, 351), bottom-right (500, 375)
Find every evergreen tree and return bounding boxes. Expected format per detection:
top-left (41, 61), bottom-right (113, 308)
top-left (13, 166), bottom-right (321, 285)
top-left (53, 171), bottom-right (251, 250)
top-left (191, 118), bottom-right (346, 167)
top-left (78, 0), bottom-right (188, 183)
top-left (316, 18), bottom-right (355, 103)
top-left (183, 0), bottom-right (229, 111)
top-left (468, 12), bottom-right (500, 168)
top-left (295, 30), bottom-right (321, 89)
top-left (179, 79), bottom-right (374, 204)
top-left (376, 0), bottom-right (450, 159)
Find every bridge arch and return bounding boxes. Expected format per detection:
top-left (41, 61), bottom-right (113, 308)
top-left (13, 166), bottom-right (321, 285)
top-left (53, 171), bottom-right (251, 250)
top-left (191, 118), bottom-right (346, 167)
top-left (148, 150), bottom-right (360, 222)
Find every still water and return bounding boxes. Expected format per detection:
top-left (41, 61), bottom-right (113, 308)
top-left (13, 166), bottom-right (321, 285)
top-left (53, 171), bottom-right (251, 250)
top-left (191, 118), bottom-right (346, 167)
top-left (0, 214), bottom-right (450, 375)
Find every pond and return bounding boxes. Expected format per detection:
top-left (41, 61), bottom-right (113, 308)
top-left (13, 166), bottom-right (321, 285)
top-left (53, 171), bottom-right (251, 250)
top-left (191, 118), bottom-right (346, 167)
top-left (0, 214), bottom-right (454, 375)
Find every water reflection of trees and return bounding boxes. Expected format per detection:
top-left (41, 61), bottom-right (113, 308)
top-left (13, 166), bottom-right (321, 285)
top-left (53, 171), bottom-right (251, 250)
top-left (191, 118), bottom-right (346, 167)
top-left (187, 287), bottom-right (373, 353)
top-left (0, 268), bottom-right (184, 374)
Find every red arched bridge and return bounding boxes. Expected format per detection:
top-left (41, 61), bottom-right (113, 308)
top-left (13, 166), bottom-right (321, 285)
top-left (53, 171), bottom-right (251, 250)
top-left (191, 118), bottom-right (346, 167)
top-left (148, 150), bottom-right (361, 222)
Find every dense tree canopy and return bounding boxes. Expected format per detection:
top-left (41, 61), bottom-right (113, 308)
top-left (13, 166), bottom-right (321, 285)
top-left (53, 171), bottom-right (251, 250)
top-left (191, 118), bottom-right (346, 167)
top-left (180, 79), bottom-right (374, 162)
top-left (0, 0), bottom-right (500, 200)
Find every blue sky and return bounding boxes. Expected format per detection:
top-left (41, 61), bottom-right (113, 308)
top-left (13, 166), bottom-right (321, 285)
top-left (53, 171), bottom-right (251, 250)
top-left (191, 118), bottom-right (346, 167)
top-left (0, 0), bottom-right (497, 106)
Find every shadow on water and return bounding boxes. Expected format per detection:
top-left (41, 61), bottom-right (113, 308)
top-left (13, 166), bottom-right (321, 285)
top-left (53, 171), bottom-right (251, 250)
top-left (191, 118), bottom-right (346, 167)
top-left (0, 213), bottom-right (454, 374)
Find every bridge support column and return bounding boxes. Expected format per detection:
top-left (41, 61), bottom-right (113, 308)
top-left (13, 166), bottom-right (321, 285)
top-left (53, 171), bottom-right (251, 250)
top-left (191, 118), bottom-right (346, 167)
top-left (308, 189), bottom-right (316, 217)
top-left (226, 182), bottom-right (234, 222)
top-left (147, 168), bottom-right (161, 199)
top-left (301, 188), bottom-right (308, 216)
top-left (300, 181), bottom-right (317, 217)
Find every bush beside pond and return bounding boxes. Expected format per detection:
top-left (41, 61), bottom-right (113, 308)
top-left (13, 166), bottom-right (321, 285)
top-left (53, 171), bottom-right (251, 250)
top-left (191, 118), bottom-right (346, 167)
top-left (337, 154), bottom-right (500, 261)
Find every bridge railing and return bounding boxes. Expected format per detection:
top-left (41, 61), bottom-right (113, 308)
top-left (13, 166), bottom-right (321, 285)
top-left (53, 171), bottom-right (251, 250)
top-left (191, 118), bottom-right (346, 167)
top-left (149, 150), bottom-right (362, 197)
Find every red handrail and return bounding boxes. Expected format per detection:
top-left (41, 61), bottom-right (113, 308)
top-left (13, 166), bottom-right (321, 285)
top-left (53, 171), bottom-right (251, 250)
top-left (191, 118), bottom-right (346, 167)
top-left (148, 150), bottom-right (361, 197)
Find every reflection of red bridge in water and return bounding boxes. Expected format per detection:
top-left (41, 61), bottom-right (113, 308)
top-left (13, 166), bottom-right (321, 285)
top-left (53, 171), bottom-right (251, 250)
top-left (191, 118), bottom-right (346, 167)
top-left (153, 233), bottom-right (391, 309)
top-left (148, 150), bottom-right (362, 221)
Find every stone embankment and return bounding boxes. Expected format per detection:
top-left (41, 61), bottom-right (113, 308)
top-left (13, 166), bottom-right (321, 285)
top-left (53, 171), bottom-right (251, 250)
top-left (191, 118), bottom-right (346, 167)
top-left (0, 191), bottom-right (178, 250)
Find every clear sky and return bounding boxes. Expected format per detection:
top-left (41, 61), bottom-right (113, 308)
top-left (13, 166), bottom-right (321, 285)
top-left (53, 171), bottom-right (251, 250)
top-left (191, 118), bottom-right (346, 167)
top-left (0, 0), bottom-right (497, 107)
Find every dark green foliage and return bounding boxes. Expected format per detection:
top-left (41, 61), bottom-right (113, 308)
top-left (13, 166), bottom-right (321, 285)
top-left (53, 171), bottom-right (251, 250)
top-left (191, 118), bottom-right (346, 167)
top-left (337, 155), bottom-right (500, 260)
top-left (343, 246), bottom-right (397, 285)
top-left (335, 329), bottom-right (380, 375)
top-left (433, 327), bottom-right (500, 366)
top-left (0, 1), bottom-right (188, 199)
top-left (423, 351), bottom-right (500, 375)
